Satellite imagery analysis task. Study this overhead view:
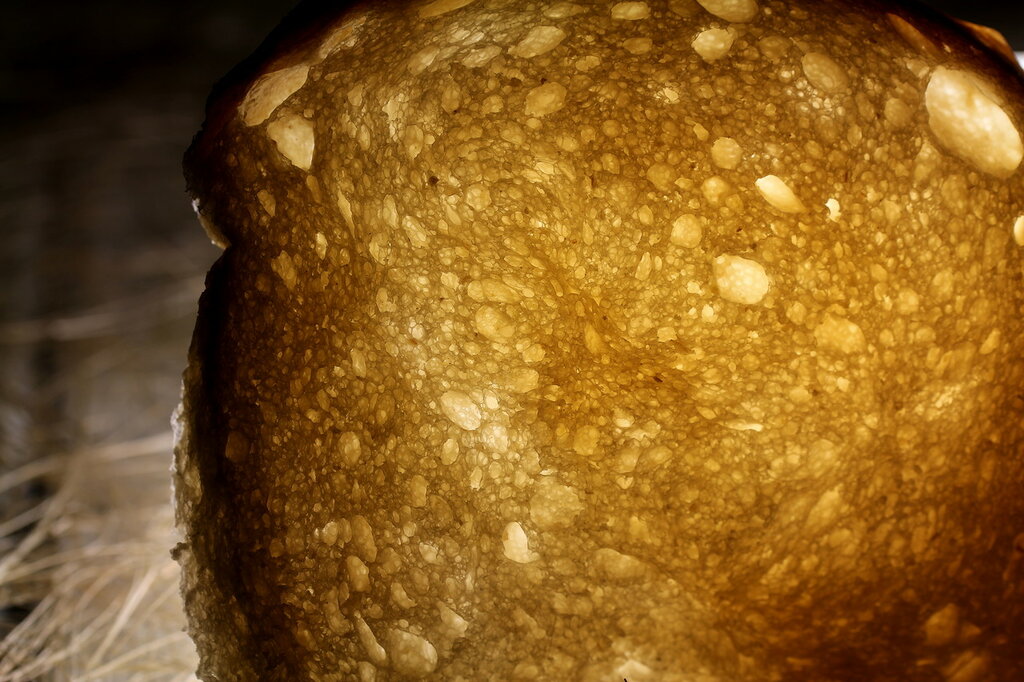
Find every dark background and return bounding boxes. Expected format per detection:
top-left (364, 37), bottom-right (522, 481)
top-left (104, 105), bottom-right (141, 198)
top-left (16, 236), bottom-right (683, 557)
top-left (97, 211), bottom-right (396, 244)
top-left (0, 0), bottom-right (1021, 665)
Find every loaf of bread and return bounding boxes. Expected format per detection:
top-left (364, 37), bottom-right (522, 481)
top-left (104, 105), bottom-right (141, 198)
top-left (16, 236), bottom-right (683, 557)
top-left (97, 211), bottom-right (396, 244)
top-left (176, 1), bottom-right (1024, 679)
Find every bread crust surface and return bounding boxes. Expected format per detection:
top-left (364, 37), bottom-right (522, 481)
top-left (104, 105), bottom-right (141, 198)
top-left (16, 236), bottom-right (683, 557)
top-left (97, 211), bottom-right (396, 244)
top-left (178, 1), bottom-right (1024, 679)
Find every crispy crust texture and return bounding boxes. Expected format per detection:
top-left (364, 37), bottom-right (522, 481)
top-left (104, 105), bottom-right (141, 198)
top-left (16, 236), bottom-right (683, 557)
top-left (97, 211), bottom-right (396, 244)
top-left (177, 1), bottom-right (1024, 679)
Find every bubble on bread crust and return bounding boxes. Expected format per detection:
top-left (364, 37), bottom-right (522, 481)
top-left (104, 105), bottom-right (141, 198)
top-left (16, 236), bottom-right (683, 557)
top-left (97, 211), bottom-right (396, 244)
top-left (979, 328), bottom-right (1002, 356)
top-left (322, 589), bottom-right (351, 635)
top-left (925, 67), bottom-right (1023, 178)
top-left (1014, 216), bottom-right (1024, 246)
top-left (702, 176), bottom-right (733, 204)
top-left (502, 522), bottom-right (539, 563)
top-left (696, 0), bottom-right (758, 23)
top-left (388, 629), bottom-right (438, 677)
top-left (913, 140), bottom-right (942, 184)
top-left (316, 17), bottom-right (365, 60)
top-left (408, 46), bottom-right (440, 74)
top-left (710, 137), bottom-right (742, 169)
top-left (713, 255), bottom-right (770, 305)
top-left (826, 198), bottom-right (841, 221)
top-left (224, 431), bottom-right (249, 463)
top-left (814, 313), bottom-right (866, 354)
top-left (402, 215), bottom-right (429, 247)
top-left (666, 0), bottom-right (699, 17)
top-left (339, 431), bottom-right (363, 466)
top-left (510, 25), bottom-right (567, 58)
top-left (572, 424), bottom-right (601, 456)
top-left (895, 288), bottom-right (919, 315)
top-left (634, 252), bottom-right (654, 280)
top-left (545, 2), bottom-right (586, 19)
top-left (755, 175), bottom-right (806, 213)
top-left (355, 616), bottom-right (387, 665)
top-left (884, 97), bottom-right (913, 128)
top-left (256, 189), bottom-right (276, 217)
top-left (671, 214), bottom-right (703, 248)
top-left (692, 28), bottom-right (736, 62)
top-left (583, 323), bottom-right (608, 355)
top-left (391, 581), bottom-right (417, 609)
top-left (944, 650), bottom-right (992, 682)
top-left (646, 162), bottom-right (677, 192)
top-left (622, 37), bottom-right (653, 54)
top-left (439, 391), bottom-right (482, 430)
top-left (805, 488), bottom-right (844, 530)
top-left (886, 13), bottom-right (942, 61)
top-left (923, 603), bottom-right (961, 647)
top-left (462, 44), bottom-right (502, 68)
top-left (418, 0), bottom-right (477, 19)
top-left (438, 604), bottom-right (470, 638)
top-left (320, 521), bottom-right (340, 546)
top-left (266, 114), bottom-right (315, 170)
top-left (529, 480), bottom-right (584, 529)
top-left (351, 516), bottom-right (378, 562)
top-left (465, 183), bottom-right (492, 211)
top-left (801, 52), bottom-right (850, 93)
top-left (524, 82), bottom-right (567, 117)
top-left (758, 34), bottom-right (790, 61)
top-left (271, 251), bottom-right (297, 290)
top-left (610, 2), bottom-right (651, 20)
top-left (594, 548), bottom-right (647, 581)
top-left (508, 367), bottom-right (541, 393)
top-left (238, 65), bottom-right (309, 127)
top-left (474, 305), bottom-right (515, 341)
top-left (468, 278), bottom-right (522, 303)
top-left (346, 555), bottom-right (371, 591)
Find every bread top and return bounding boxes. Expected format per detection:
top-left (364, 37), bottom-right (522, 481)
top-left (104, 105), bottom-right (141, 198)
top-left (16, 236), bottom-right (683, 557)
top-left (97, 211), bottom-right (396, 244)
top-left (177, 1), bottom-right (1024, 680)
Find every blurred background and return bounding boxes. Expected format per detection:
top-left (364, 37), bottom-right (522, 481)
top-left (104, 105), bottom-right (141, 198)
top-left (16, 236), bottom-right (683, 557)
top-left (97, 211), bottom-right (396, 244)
top-left (0, 1), bottom-right (1020, 679)
top-left (0, 3), bottom-right (297, 679)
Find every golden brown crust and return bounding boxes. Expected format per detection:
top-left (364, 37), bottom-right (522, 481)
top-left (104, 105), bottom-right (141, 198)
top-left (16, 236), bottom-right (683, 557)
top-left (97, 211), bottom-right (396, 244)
top-left (178, 1), bottom-right (1024, 679)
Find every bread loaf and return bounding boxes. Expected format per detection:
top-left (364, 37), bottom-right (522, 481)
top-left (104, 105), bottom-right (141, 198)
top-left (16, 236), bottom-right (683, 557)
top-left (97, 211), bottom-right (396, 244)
top-left (176, 1), bottom-right (1024, 679)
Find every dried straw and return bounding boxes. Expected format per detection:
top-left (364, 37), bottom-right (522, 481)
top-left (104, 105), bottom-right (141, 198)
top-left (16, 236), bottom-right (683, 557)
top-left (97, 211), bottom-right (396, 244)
top-left (0, 277), bottom-right (206, 681)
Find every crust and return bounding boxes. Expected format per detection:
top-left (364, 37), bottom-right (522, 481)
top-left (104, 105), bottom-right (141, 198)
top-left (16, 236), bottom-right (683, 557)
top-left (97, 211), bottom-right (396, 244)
top-left (177, 1), bottom-right (1024, 679)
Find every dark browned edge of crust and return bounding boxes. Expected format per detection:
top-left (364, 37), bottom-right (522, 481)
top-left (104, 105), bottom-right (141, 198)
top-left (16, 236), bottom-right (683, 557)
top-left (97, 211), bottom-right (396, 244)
top-left (177, 0), bottom-right (1024, 677)
top-left (177, 257), bottom-right (248, 678)
top-left (184, 0), bottom-right (370, 204)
